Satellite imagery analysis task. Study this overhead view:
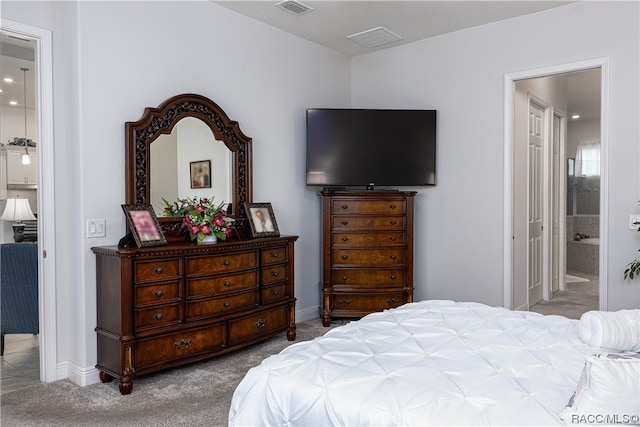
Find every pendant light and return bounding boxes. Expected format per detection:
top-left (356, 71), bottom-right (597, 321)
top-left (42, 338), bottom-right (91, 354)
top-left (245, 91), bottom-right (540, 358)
top-left (20, 67), bottom-right (31, 165)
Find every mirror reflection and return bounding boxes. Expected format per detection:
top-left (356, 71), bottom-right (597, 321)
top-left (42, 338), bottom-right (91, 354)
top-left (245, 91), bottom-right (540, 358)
top-left (150, 117), bottom-right (232, 216)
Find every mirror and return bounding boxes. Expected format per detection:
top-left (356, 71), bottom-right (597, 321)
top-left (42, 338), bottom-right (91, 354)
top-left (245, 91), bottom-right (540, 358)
top-left (125, 93), bottom-right (252, 235)
top-left (150, 117), bottom-right (232, 216)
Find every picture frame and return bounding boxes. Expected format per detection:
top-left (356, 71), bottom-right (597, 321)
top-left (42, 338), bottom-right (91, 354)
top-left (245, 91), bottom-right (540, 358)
top-left (244, 202), bottom-right (280, 238)
top-left (121, 204), bottom-right (167, 247)
top-left (190, 160), bottom-right (212, 189)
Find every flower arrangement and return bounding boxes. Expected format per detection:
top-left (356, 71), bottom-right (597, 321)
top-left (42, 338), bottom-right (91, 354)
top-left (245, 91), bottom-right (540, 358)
top-left (162, 196), bottom-right (234, 243)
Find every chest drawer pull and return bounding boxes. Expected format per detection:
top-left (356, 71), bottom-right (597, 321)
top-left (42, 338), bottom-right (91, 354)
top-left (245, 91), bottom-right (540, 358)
top-left (387, 298), bottom-right (401, 306)
top-left (341, 220), bottom-right (349, 225)
top-left (341, 255), bottom-right (348, 260)
top-left (341, 205), bottom-right (349, 210)
top-left (390, 205), bottom-right (397, 209)
top-left (390, 220), bottom-right (397, 226)
top-left (154, 267), bottom-right (164, 274)
top-left (255, 318), bottom-right (266, 329)
top-left (222, 260), bottom-right (230, 266)
top-left (390, 236), bottom-right (397, 242)
top-left (154, 290), bottom-right (164, 297)
top-left (223, 281), bottom-right (231, 287)
top-left (342, 275), bottom-right (348, 281)
top-left (223, 301), bottom-right (231, 307)
top-left (337, 299), bottom-right (351, 307)
top-left (154, 313), bottom-right (164, 320)
top-left (271, 289), bottom-right (280, 296)
top-left (271, 271), bottom-right (279, 277)
top-left (390, 255), bottom-right (397, 260)
top-left (341, 237), bottom-right (349, 242)
top-left (270, 252), bottom-right (279, 258)
top-left (390, 274), bottom-right (397, 280)
top-left (173, 338), bottom-right (192, 351)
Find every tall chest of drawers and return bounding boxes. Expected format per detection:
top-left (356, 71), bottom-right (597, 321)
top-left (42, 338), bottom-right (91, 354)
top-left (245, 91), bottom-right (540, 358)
top-left (92, 236), bottom-right (297, 394)
top-left (320, 191), bottom-right (416, 326)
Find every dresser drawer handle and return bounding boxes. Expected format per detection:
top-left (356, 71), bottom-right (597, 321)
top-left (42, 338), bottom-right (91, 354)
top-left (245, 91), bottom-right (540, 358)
top-left (271, 271), bottom-right (279, 277)
top-left (387, 298), bottom-right (401, 306)
top-left (222, 260), bottom-right (230, 266)
top-left (390, 274), bottom-right (397, 280)
top-left (153, 290), bottom-right (164, 297)
top-left (390, 220), bottom-right (397, 226)
top-left (390, 205), bottom-right (397, 209)
top-left (341, 220), bottom-right (349, 225)
top-left (271, 289), bottom-right (280, 296)
top-left (342, 275), bottom-right (348, 281)
top-left (337, 299), bottom-right (351, 307)
top-left (255, 318), bottom-right (266, 329)
top-left (270, 252), bottom-right (279, 258)
top-left (390, 236), bottom-right (397, 242)
top-left (341, 205), bottom-right (349, 210)
top-left (390, 255), bottom-right (397, 260)
top-left (341, 237), bottom-right (349, 242)
top-left (173, 338), bottom-right (192, 351)
top-left (154, 267), bottom-right (164, 274)
top-left (223, 281), bottom-right (231, 287)
top-left (223, 301), bottom-right (231, 308)
top-left (341, 255), bottom-right (348, 260)
top-left (154, 313), bottom-right (164, 320)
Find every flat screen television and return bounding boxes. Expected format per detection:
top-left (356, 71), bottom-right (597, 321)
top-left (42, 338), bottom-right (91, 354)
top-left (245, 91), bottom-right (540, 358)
top-left (306, 108), bottom-right (436, 188)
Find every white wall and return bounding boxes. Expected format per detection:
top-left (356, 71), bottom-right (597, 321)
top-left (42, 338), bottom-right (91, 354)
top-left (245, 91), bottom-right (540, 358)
top-left (3, 0), bottom-right (350, 385)
top-left (351, 1), bottom-right (640, 310)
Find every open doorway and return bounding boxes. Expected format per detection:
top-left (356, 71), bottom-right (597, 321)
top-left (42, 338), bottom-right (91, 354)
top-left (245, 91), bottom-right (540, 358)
top-left (505, 59), bottom-right (607, 319)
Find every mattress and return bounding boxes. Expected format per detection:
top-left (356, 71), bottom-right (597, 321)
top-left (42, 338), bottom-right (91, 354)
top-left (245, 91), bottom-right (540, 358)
top-left (229, 300), bottom-right (606, 426)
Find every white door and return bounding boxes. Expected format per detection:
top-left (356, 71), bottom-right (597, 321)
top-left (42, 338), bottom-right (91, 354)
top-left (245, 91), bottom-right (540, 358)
top-left (528, 101), bottom-right (545, 306)
top-left (551, 113), bottom-right (561, 295)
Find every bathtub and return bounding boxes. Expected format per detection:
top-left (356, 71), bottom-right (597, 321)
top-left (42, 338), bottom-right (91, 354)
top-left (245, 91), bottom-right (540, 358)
top-left (567, 238), bottom-right (599, 275)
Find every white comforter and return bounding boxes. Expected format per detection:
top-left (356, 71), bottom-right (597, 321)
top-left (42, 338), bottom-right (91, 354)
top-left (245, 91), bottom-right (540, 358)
top-left (229, 300), bottom-right (604, 426)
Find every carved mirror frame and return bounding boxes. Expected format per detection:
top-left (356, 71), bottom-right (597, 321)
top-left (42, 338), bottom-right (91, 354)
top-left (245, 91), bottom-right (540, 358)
top-left (125, 93), bottom-right (253, 234)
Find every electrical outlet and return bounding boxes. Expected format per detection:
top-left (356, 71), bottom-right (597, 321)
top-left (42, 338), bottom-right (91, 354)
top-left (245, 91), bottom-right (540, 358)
top-left (629, 215), bottom-right (640, 230)
top-left (87, 219), bottom-right (106, 238)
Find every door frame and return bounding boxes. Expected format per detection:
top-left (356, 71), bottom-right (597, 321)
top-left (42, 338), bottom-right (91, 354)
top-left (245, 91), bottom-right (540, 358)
top-left (503, 57), bottom-right (609, 311)
top-left (1, 18), bottom-right (58, 382)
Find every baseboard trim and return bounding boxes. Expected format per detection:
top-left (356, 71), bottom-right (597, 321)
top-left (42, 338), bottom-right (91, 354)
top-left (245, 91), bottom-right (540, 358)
top-left (296, 305), bottom-right (320, 322)
top-left (60, 361), bottom-right (101, 386)
top-left (514, 302), bottom-right (529, 311)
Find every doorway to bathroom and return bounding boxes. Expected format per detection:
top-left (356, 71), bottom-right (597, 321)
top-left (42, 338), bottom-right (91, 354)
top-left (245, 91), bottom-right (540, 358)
top-left (506, 60), bottom-right (606, 319)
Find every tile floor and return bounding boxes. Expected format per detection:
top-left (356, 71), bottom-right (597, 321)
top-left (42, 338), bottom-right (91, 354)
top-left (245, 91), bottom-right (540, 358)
top-left (530, 270), bottom-right (599, 319)
top-left (1, 334), bottom-right (40, 395)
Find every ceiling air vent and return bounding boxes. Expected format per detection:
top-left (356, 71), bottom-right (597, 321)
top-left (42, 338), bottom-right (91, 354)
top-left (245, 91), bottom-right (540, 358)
top-left (276, 0), bottom-right (314, 16)
top-left (347, 27), bottom-right (403, 48)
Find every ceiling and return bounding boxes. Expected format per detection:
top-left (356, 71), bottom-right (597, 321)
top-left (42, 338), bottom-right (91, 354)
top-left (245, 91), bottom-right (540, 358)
top-left (0, 32), bottom-right (36, 111)
top-left (213, 0), bottom-right (574, 57)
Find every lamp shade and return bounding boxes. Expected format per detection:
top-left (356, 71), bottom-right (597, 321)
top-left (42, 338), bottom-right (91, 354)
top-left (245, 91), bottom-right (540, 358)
top-left (0, 197), bottom-right (36, 222)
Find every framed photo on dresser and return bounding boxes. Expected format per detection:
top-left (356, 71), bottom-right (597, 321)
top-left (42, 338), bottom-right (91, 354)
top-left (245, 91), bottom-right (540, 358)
top-left (121, 204), bottom-right (167, 247)
top-left (245, 202), bottom-right (280, 238)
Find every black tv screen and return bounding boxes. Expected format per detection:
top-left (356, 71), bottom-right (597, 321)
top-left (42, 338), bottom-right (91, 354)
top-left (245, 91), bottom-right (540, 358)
top-left (306, 108), bottom-right (436, 187)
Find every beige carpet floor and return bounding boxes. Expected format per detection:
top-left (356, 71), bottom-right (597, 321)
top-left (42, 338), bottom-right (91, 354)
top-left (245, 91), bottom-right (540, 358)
top-left (530, 271), bottom-right (599, 319)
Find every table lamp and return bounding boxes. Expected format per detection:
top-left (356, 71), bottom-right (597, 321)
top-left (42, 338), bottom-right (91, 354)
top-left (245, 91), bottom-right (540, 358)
top-left (0, 197), bottom-right (36, 242)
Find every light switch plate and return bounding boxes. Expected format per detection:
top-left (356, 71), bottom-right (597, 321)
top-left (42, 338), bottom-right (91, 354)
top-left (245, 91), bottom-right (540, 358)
top-left (629, 215), bottom-right (640, 230)
top-left (87, 219), bottom-right (106, 238)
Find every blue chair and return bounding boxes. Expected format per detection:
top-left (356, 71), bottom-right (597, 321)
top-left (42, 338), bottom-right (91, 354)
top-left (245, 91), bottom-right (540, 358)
top-left (0, 243), bottom-right (39, 355)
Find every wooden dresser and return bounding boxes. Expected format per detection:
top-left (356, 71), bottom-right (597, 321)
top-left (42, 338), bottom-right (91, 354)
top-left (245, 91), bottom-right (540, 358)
top-left (92, 236), bottom-right (297, 394)
top-left (320, 191), bottom-right (415, 326)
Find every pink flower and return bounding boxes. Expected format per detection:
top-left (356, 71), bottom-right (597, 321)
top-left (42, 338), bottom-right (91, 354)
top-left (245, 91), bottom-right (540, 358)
top-left (225, 228), bottom-right (233, 237)
top-left (201, 224), bottom-right (211, 235)
top-left (189, 225), bottom-right (200, 235)
top-left (213, 216), bottom-right (225, 227)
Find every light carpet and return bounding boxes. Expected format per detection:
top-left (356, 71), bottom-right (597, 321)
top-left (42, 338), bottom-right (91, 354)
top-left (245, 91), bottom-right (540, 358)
top-left (1, 319), bottom-right (334, 427)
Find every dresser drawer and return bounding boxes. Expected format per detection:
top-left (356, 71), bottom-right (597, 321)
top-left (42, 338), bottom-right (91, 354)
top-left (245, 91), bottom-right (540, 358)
top-left (186, 290), bottom-right (258, 320)
top-left (135, 282), bottom-right (181, 307)
top-left (187, 270), bottom-right (258, 298)
top-left (262, 283), bottom-right (288, 304)
top-left (261, 265), bottom-right (288, 285)
top-left (261, 247), bottom-right (288, 266)
top-left (332, 200), bottom-right (405, 215)
top-left (134, 258), bottom-right (181, 284)
top-left (333, 232), bottom-right (405, 247)
top-left (331, 292), bottom-right (406, 312)
top-left (229, 306), bottom-right (288, 345)
top-left (332, 216), bottom-right (405, 231)
top-left (332, 249), bottom-right (405, 266)
top-left (332, 269), bottom-right (406, 286)
top-left (135, 323), bottom-right (226, 369)
top-left (135, 303), bottom-right (182, 331)
top-left (187, 251), bottom-right (258, 276)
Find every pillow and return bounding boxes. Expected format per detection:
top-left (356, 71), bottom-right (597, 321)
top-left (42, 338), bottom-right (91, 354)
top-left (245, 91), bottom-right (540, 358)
top-left (579, 310), bottom-right (640, 352)
top-left (560, 352), bottom-right (640, 425)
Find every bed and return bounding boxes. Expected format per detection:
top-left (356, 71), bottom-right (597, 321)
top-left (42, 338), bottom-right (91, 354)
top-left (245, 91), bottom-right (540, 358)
top-left (229, 300), bottom-right (622, 426)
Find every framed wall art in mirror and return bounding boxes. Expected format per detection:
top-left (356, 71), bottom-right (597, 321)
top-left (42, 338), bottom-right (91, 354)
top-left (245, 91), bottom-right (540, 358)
top-left (190, 160), bottom-right (211, 189)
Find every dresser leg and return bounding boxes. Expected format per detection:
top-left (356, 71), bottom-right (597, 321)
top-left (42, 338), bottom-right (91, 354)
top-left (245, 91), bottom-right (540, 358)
top-left (99, 371), bottom-right (114, 383)
top-left (287, 326), bottom-right (296, 341)
top-left (322, 315), bottom-right (331, 327)
top-left (119, 378), bottom-right (133, 395)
